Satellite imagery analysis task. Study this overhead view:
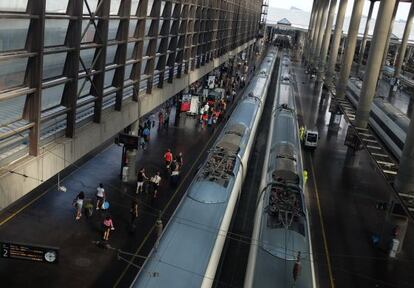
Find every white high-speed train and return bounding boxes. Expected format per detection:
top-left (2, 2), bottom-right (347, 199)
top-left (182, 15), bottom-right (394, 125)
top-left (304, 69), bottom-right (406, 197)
top-left (244, 53), bottom-right (316, 288)
top-left (347, 78), bottom-right (409, 158)
top-left (130, 48), bottom-right (278, 288)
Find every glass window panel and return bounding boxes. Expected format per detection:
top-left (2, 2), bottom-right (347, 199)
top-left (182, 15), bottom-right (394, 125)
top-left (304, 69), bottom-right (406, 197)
top-left (143, 40), bottom-right (149, 55)
top-left (41, 84), bottom-right (64, 111)
top-left (110, 0), bottom-right (121, 15)
top-left (0, 95), bottom-right (26, 126)
top-left (81, 20), bottom-right (96, 43)
top-left (104, 69), bottom-right (115, 88)
top-left (44, 20), bottom-right (69, 47)
top-left (141, 59), bottom-right (148, 75)
top-left (78, 78), bottom-right (92, 98)
top-left (83, 0), bottom-right (98, 15)
top-left (160, 2), bottom-right (165, 15)
top-left (131, 0), bottom-right (139, 15)
top-left (0, 57), bottom-right (27, 91)
top-left (0, 19), bottom-right (29, 52)
top-left (79, 48), bottom-right (96, 71)
top-left (129, 20), bottom-right (137, 38)
top-left (108, 20), bottom-right (120, 40)
top-left (147, 0), bottom-right (154, 16)
top-left (0, 0), bottom-right (28, 12)
top-left (106, 45), bottom-right (118, 64)
top-left (124, 64), bottom-right (133, 80)
top-left (127, 42), bottom-right (135, 60)
top-left (43, 52), bottom-right (67, 80)
top-left (145, 20), bottom-right (151, 36)
top-left (46, 0), bottom-right (68, 13)
top-left (156, 38), bottom-right (161, 51)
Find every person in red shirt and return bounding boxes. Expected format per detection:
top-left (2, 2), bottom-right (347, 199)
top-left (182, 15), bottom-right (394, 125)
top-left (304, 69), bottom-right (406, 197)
top-left (164, 149), bottom-right (173, 169)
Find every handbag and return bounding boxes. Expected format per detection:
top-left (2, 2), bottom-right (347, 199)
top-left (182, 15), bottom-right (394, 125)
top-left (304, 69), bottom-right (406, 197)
top-left (102, 201), bottom-right (110, 210)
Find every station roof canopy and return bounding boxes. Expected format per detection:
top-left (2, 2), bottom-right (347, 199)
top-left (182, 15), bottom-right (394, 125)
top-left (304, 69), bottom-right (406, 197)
top-left (277, 18), bottom-right (291, 26)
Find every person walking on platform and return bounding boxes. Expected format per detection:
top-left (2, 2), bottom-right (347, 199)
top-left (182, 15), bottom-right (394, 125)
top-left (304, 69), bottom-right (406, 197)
top-left (102, 215), bottom-right (115, 241)
top-left (158, 110), bottom-right (164, 130)
top-left (164, 149), bottom-right (173, 169)
top-left (150, 171), bottom-right (162, 199)
top-left (136, 168), bottom-right (148, 194)
top-left (96, 183), bottom-right (106, 210)
top-left (73, 191), bottom-right (85, 220)
top-left (142, 126), bottom-right (150, 150)
top-left (175, 152), bottom-right (183, 168)
top-left (130, 198), bottom-right (139, 227)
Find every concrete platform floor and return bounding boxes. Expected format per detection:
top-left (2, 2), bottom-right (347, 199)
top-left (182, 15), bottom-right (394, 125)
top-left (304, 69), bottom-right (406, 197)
top-left (294, 61), bottom-right (414, 288)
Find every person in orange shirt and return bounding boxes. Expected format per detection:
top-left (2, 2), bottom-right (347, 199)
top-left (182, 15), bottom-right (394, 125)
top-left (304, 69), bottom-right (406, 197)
top-left (164, 149), bottom-right (173, 169)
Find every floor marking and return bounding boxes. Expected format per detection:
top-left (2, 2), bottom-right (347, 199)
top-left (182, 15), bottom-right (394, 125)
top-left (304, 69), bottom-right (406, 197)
top-left (309, 154), bottom-right (335, 288)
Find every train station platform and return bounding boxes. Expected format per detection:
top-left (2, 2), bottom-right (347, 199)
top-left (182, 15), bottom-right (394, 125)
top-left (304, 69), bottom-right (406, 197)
top-left (0, 62), bottom-right (257, 287)
top-left (293, 61), bottom-right (414, 287)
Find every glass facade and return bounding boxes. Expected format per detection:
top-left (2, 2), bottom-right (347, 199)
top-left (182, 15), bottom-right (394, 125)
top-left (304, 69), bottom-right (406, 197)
top-left (0, 0), bottom-right (262, 162)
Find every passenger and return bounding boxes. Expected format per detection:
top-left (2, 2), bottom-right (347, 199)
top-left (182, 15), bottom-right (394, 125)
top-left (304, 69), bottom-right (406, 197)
top-left (143, 126), bottom-right (150, 148)
top-left (158, 110), bottom-right (164, 130)
top-left (170, 165), bottom-right (180, 187)
top-left (96, 183), bottom-right (105, 210)
top-left (202, 113), bottom-right (208, 128)
top-left (136, 168), bottom-right (149, 194)
top-left (164, 149), bottom-right (173, 169)
top-left (150, 172), bottom-right (162, 198)
top-left (175, 152), bottom-right (183, 168)
top-left (73, 191), bottom-right (85, 220)
top-left (130, 198), bottom-right (139, 226)
top-left (102, 215), bottom-right (115, 241)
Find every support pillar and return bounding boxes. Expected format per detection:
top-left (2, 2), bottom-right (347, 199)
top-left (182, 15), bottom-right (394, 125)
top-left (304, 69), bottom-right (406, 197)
top-left (313, 0), bottom-right (330, 67)
top-left (395, 109), bottom-right (414, 196)
top-left (380, 0), bottom-right (400, 79)
top-left (357, 0), bottom-right (375, 73)
top-left (326, 0), bottom-right (349, 87)
top-left (318, 0), bottom-right (337, 79)
top-left (355, 0), bottom-right (397, 128)
top-left (310, 0), bottom-right (324, 65)
top-left (306, 0), bottom-right (319, 62)
top-left (335, 0), bottom-right (364, 100)
top-left (392, 0), bottom-right (414, 91)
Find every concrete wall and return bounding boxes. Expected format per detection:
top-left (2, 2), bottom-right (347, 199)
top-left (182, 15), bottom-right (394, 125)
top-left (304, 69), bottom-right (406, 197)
top-left (0, 40), bottom-right (255, 211)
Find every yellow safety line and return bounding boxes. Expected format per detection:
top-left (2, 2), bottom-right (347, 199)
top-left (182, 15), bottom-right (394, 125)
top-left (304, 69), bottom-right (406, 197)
top-left (309, 154), bottom-right (335, 288)
top-left (0, 189), bottom-right (50, 226)
top-left (113, 127), bottom-right (219, 287)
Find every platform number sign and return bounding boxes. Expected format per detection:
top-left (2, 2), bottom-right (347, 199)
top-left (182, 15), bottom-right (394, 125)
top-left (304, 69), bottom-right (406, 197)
top-left (1, 242), bottom-right (59, 264)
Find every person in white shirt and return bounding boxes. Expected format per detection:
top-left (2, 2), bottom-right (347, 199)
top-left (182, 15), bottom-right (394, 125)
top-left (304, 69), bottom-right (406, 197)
top-left (151, 171), bottom-right (162, 198)
top-left (96, 183), bottom-right (106, 210)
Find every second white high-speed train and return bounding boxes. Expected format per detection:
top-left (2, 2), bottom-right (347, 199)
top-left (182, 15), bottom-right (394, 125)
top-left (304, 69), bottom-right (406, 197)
top-left (244, 53), bottom-right (316, 288)
top-left (347, 78), bottom-right (409, 158)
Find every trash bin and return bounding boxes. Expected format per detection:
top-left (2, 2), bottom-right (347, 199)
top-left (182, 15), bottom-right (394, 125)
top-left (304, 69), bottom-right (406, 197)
top-left (389, 238), bottom-right (400, 258)
top-left (122, 166), bottom-right (129, 183)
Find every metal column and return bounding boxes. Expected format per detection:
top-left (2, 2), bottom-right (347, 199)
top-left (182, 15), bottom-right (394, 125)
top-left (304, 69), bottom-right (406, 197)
top-left (306, 0), bottom-right (319, 62)
top-left (318, 0), bottom-right (337, 78)
top-left (335, 0), bottom-right (364, 100)
top-left (394, 0), bottom-right (414, 79)
top-left (357, 0), bottom-right (375, 73)
top-left (355, 0), bottom-right (397, 128)
top-left (310, 0), bottom-right (323, 65)
top-left (326, 0), bottom-right (349, 87)
top-left (380, 0), bottom-right (400, 78)
top-left (313, 0), bottom-right (330, 67)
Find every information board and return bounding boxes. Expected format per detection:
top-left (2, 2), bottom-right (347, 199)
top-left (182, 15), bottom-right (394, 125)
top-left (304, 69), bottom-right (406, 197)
top-left (1, 242), bottom-right (59, 264)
